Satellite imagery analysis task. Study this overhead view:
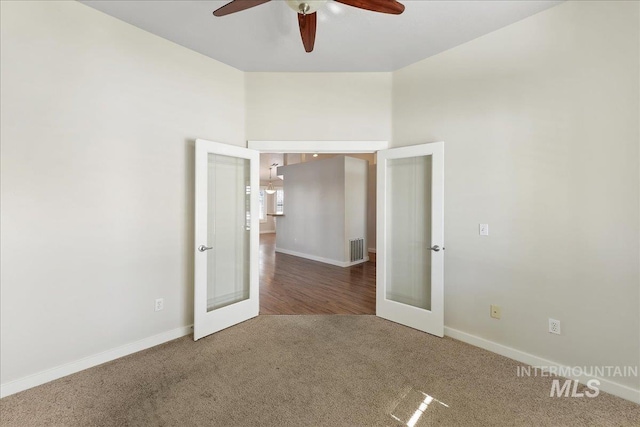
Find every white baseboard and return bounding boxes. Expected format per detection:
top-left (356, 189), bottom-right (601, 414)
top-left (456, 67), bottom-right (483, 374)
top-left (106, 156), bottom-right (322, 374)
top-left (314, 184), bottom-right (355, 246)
top-left (275, 247), bottom-right (368, 268)
top-left (444, 327), bottom-right (640, 404)
top-left (0, 325), bottom-right (193, 399)
top-left (344, 257), bottom-right (369, 267)
top-left (260, 230), bottom-right (275, 234)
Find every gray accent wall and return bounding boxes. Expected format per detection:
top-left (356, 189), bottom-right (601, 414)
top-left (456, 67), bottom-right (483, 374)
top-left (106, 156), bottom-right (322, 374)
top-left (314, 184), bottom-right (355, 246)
top-left (276, 156), bottom-right (368, 266)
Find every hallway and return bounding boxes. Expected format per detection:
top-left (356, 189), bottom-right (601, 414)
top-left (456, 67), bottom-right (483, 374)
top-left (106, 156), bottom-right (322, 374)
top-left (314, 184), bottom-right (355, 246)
top-left (259, 234), bottom-right (376, 314)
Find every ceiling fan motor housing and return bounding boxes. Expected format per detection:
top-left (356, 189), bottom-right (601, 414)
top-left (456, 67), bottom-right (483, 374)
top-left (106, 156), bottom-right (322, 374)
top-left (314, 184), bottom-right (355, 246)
top-left (286, 0), bottom-right (328, 15)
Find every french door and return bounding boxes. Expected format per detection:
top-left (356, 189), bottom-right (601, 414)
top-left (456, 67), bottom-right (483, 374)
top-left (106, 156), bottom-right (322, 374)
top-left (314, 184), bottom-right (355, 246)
top-left (376, 142), bottom-right (444, 337)
top-left (194, 140), bottom-right (444, 339)
top-left (193, 139), bottom-right (259, 341)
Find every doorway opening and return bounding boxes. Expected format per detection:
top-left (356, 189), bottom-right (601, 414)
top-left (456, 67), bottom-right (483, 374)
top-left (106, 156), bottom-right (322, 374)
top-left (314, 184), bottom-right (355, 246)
top-left (257, 152), bottom-right (377, 315)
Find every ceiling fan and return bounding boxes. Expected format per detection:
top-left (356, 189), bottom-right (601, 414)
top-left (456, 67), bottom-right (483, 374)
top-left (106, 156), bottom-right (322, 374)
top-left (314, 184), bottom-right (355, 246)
top-left (213, 0), bottom-right (405, 53)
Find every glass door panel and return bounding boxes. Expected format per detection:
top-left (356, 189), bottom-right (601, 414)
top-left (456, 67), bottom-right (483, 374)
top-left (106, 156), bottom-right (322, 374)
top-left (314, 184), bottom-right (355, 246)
top-left (385, 155), bottom-right (432, 310)
top-left (206, 154), bottom-right (250, 311)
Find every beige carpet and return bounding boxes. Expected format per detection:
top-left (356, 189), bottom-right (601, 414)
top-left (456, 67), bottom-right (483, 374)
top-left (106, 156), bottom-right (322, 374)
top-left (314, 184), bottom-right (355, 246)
top-left (1, 315), bottom-right (639, 426)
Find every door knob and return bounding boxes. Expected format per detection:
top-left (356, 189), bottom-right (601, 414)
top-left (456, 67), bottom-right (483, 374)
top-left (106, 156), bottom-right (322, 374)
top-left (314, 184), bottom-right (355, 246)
top-left (429, 245), bottom-right (441, 252)
top-left (198, 245), bottom-right (213, 252)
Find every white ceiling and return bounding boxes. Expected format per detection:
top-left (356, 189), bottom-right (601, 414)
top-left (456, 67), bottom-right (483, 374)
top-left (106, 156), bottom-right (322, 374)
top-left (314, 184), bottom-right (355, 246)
top-left (82, 0), bottom-right (562, 72)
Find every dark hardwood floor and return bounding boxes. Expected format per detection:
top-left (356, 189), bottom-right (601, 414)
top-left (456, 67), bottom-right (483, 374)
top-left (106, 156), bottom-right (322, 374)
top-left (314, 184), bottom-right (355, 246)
top-left (259, 233), bottom-right (376, 315)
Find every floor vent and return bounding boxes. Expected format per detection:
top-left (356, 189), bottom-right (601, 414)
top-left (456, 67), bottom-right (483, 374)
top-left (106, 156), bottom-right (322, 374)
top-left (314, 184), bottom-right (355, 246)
top-left (349, 238), bottom-right (365, 262)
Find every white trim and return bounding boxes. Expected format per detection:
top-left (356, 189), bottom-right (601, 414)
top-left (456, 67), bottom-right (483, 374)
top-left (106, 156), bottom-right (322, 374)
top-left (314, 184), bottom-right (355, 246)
top-left (275, 247), bottom-right (368, 267)
top-left (0, 325), bottom-right (193, 399)
top-left (444, 327), bottom-right (640, 404)
top-left (248, 140), bottom-right (388, 153)
top-left (368, 248), bottom-right (376, 253)
top-left (341, 257), bottom-right (369, 267)
top-left (260, 230), bottom-right (276, 234)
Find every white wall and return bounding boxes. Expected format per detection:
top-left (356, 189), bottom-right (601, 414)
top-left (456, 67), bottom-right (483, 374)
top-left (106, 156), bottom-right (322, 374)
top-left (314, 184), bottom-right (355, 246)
top-left (246, 72), bottom-right (392, 141)
top-left (393, 0), bottom-right (639, 389)
top-left (0, 0), bottom-right (245, 386)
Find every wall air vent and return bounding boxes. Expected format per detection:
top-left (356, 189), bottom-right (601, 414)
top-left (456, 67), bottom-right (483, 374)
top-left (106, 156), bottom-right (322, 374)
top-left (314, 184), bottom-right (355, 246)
top-left (349, 238), bottom-right (365, 262)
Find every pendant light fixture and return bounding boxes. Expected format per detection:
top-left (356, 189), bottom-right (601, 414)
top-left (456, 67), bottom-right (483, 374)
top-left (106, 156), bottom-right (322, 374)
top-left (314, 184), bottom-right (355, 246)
top-left (265, 164), bottom-right (278, 194)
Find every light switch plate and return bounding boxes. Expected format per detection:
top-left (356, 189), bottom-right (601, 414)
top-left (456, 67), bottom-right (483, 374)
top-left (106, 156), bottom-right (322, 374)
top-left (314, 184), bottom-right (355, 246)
top-left (479, 224), bottom-right (489, 236)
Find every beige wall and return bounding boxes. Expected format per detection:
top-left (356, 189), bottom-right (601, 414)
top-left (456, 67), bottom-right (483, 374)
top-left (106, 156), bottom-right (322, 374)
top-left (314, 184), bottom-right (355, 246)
top-left (393, 0), bottom-right (639, 389)
top-left (246, 72), bottom-right (392, 141)
top-left (0, 1), bottom-right (245, 384)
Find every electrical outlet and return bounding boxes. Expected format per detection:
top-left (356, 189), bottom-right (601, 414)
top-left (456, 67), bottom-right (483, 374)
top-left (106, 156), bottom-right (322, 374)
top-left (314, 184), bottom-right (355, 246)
top-left (549, 318), bottom-right (561, 335)
top-left (479, 224), bottom-right (489, 236)
top-left (490, 305), bottom-right (501, 319)
top-left (155, 298), bottom-right (164, 312)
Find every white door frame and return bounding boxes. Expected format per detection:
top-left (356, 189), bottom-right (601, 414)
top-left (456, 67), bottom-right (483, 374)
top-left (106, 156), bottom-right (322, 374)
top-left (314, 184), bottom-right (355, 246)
top-left (248, 140), bottom-right (389, 153)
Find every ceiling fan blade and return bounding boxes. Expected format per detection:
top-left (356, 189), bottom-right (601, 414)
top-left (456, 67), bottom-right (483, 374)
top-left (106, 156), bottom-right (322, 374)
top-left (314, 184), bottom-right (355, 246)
top-left (335, 0), bottom-right (405, 15)
top-left (298, 12), bottom-right (317, 53)
top-left (213, 0), bottom-right (271, 17)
